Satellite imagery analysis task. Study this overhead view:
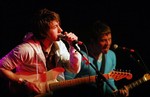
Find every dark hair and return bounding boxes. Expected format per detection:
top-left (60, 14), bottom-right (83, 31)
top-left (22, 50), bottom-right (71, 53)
top-left (31, 8), bottom-right (60, 39)
top-left (91, 20), bottom-right (111, 42)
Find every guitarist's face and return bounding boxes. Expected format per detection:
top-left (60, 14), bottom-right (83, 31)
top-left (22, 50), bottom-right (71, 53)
top-left (97, 33), bottom-right (112, 54)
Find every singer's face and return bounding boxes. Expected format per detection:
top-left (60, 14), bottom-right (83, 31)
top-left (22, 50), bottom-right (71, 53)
top-left (47, 20), bottom-right (63, 41)
top-left (98, 33), bottom-right (112, 54)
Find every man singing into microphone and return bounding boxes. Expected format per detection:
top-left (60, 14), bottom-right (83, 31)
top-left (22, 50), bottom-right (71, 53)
top-left (0, 8), bottom-right (81, 97)
top-left (65, 20), bottom-right (129, 97)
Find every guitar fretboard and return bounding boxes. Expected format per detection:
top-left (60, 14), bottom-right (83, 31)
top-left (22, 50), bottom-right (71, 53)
top-left (125, 74), bottom-right (149, 90)
top-left (49, 76), bottom-right (97, 91)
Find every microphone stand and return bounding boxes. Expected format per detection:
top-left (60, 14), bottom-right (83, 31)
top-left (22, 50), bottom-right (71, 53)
top-left (73, 44), bottom-right (116, 92)
top-left (133, 50), bottom-right (150, 73)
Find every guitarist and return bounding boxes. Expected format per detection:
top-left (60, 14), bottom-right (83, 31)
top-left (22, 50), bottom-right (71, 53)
top-left (0, 8), bottom-right (82, 97)
top-left (65, 20), bottom-right (129, 97)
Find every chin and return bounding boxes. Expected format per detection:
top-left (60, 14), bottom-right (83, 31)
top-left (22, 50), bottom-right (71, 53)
top-left (56, 37), bottom-right (60, 41)
top-left (103, 50), bottom-right (108, 54)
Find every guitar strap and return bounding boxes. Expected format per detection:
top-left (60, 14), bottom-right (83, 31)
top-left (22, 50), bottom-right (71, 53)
top-left (97, 53), bottom-right (106, 97)
top-left (100, 54), bottom-right (105, 74)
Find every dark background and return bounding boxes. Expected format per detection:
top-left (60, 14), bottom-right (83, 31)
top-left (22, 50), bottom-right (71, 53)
top-left (1, 0), bottom-right (150, 97)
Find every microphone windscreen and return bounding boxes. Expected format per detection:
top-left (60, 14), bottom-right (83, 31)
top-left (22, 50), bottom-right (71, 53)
top-left (113, 44), bottom-right (119, 49)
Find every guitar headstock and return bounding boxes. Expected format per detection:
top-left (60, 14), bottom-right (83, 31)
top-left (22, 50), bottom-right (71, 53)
top-left (143, 73), bottom-right (150, 81)
top-left (109, 69), bottom-right (133, 81)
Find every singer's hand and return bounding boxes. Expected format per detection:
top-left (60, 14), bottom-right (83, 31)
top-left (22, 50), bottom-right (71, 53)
top-left (64, 32), bottom-right (78, 46)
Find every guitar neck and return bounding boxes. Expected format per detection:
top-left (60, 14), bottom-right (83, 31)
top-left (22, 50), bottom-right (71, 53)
top-left (49, 75), bottom-right (97, 91)
top-left (48, 71), bottom-right (132, 91)
top-left (125, 75), bottom-right (148, 90)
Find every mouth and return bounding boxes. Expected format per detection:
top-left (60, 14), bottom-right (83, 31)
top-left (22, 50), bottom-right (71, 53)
top-left (102, 49), bottom-right (108, 54)
top-left (102, 47), bottom-right (109, 53)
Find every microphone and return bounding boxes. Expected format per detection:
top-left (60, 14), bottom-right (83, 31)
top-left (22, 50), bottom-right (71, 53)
top-left (58, 34), bottom-right (83, 45)
top-left (113, 44), bottom-right (135, 53)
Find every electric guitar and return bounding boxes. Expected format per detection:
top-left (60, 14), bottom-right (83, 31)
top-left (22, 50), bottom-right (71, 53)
top-left (11, 67), bottom-right (132, 94)
top-left (120, 73), bottom-right (150, 90)
top-left (112, 73), bottom-right (150, 97)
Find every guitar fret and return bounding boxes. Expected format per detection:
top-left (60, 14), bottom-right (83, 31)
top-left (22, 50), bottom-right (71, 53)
top-left (49, 76), bottom-right (96, 91)
top-left (128, 78), bottom-right (144, 90)
top-left (126, 74), bottom-right (149, 90)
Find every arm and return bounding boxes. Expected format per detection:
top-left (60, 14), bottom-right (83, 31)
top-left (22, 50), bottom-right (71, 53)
top-left (69, 46), bottom-right (82, 73)
top-left (0, 45), bottom-right (41, 94)
top-left (0, 66), bottom-right (20, 83)
top-left (0, 50), bottom-right (21, 83)
top-left (64, 32), bottom-right (82, 73)
top-left (56, 40), bottom-right (81, 73)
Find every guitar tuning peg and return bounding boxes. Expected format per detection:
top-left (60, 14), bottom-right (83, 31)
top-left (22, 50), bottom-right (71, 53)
top-left (124, 70), bottom-right (127, 75)
top-left (119, 69), bottom-right (122, 72)
top-left (116, 69), bottom-right (118, 71)
top-left (128, 70), bottom-right (131, 72)
top-left (113, 69), bottom-right (116, 71)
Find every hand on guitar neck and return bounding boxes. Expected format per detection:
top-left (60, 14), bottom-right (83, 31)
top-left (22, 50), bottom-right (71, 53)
top-left (113, 73), bottom-right (150, 97)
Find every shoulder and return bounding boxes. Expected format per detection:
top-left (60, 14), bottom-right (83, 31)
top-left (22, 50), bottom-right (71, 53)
top-left (106, 50), bottom-right (116, 58)
top-left (107, 50), bottom-right (115, 55)
top-left (12, 39), bottom-right (41, 56)
top-left (18, 39), bottom-right (39, 50)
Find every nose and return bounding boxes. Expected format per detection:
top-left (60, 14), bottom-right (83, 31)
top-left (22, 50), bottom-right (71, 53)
top-left (58, 26), bottom-right (63, 33)
top-left (105, 40), bottom-right (109, 45)
top-left (104, 40), bottom-right (111, 48)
